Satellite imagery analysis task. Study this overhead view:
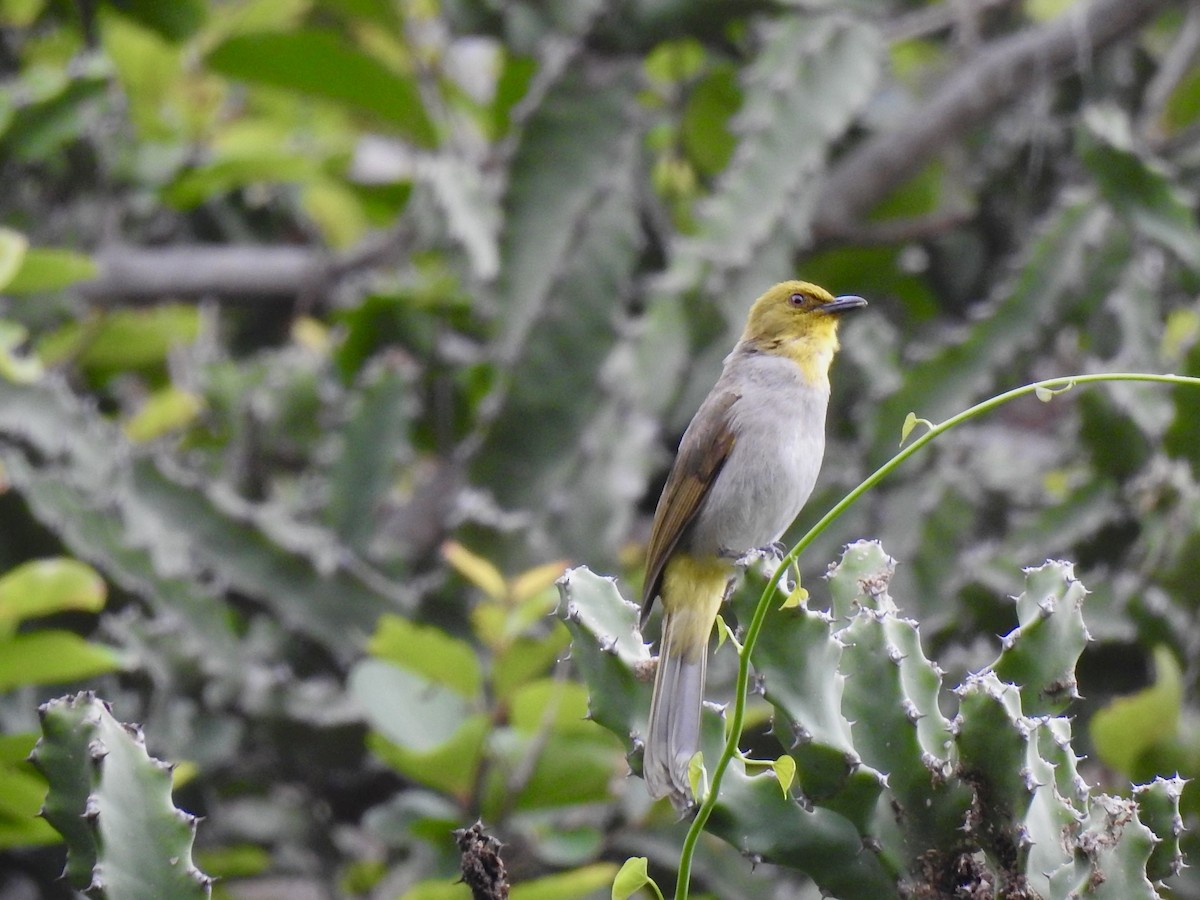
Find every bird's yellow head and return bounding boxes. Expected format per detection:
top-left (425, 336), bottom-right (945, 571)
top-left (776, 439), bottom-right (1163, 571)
top-left (740, 280), bottom-right (867, 384)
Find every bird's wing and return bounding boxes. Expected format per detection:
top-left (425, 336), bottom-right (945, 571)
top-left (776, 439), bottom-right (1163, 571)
top-left (640, 389), bottom-right (739, 625)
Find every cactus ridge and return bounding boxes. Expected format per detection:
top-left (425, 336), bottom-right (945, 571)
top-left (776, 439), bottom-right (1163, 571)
top-left (558, 542), bottom-right (1187, 898)
top-left (30, 692), bottom-right (212, 900)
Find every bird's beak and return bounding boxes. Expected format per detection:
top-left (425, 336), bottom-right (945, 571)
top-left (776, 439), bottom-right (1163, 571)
top-left (818, 295), bottom-right (868, 314)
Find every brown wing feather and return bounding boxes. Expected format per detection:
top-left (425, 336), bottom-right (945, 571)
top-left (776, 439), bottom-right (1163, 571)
top-left (640, 390), bottom-right (739, 624)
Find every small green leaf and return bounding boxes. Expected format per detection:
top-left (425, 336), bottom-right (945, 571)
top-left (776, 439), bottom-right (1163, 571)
top-left (0, 558), bottom-right (106, 637)
top-left (779, 584), bottom-right (808, 609)
top-left (122, 386), bottom-right (205, 442)
top-left (1090, 646), bottom-right (1182, 778)
top-left (686, 750), bottom-right (707, 805)
top-left (773, 754), bottom-right (796, 796)
top-left (0, 321), bottom-right (42, 384)
top-left (4, 248), bottom-right (96, 294)
top-left (0, 632), bottom-right (121, 690)
top-left (611, 856), bottom-right (662, 900)
top-left (1035, 380), bottom-right (1075, 402)
top-left (899, 412), bottom-right (933, 446)
top-left (366, 614), bottom-right (482, 698)
top-left (0, 227), bottom-right (28, 289)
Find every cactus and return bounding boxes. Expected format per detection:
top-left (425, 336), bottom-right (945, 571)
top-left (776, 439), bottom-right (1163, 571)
top-left (559, 543), bottom-right (1186, 898)
top-left (30, 692), bottom-right (212, 899)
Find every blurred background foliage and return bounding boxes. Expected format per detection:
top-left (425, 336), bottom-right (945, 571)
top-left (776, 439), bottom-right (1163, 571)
top-left (1, 0), bottom-right (1199, 897)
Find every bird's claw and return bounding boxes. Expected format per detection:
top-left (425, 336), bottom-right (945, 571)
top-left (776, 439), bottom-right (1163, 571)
top-left (729, 542), bottom-right (786, 568)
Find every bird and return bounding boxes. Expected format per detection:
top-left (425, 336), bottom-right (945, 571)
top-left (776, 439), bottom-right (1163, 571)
top-left (640, 279), bottom-right (866, 809)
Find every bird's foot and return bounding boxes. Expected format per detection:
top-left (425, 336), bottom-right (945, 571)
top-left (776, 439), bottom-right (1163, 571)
top-left (728, 541), bottom-right (787, 569)
top-left (724, 543), bottom-right (796, 592)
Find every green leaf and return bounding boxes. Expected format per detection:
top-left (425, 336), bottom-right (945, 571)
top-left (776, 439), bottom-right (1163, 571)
top-left (193, 844), bottom-right (271, 879)
top-left (109, 0), bottom-right (205, 41)
top-left (350, 658), bottom-right (476, 752)
top-left (899, 411), bottom-right (933, 446)
top-left (122, 387), bottom-right (205, 442)
top-left (1090, 646), bottom-right (1183, 778)
top-left (0, 77), bottom-right (107, 162)
top-left (206, 30), bottom-right (437, 146)
top-left (4, 248), bottom-right (97, 294)
top-left (773, 754), bottom-right (796, 797)
top-left (483, 727), bottom-right (622, 814)
top-left (492, 631), bottom-right (571, 701)
top-left (399, 880), bottom-right (470, 900)
top-left (687, 750), bottom-right (707, 804)
top-left (0, 632), bottom-right (121, 691)
top-left (0, 227), bottom-right (28, 289)
top-left (164, 152), bottom-right (320, 208)
top-left (39, 305), bottom-right (200, 376)
top-left (681, 63), bottom-right (740, 176)
top-left (0, 321), bottom-right (43, 384)
top-left (0, 756), bottom-right (58, 848)
top-left (367, 716), bottom-right (488, 798)
top-left (1161, 65), bottom-right (1200, 134)
top-left (366, 615), bottom-right (482, 699)
top-left (0, 0), bottom-right (45, 28)
top-left (100, 8), bottom-right (183, 139)
top-left (0, 558), bottom-right (106, 637)
top-left (611, 857), bottom-right (660, 900)
top-left (508, 679), bottom-right (592, 734)
top-left (509, 863), bottom-right (619, 900)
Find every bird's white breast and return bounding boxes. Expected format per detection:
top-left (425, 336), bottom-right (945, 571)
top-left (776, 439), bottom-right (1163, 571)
top-left (684, 348), bottom-right (829, 556)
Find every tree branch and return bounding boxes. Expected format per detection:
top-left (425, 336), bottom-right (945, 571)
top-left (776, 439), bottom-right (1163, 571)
top-left (77, 245), bottom-right (326, 302)
top-left (75, 225), bottom-right (411, 304)
top-left (813, 0), bottom-right (1178, 243)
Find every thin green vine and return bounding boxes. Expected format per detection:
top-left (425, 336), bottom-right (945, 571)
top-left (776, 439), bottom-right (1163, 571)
top-left (672, 372), bottom-right (1200, 899)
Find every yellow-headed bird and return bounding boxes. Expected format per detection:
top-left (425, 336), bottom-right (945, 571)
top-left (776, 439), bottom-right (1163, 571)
top-left (641, 280), bottom-right (866, 809)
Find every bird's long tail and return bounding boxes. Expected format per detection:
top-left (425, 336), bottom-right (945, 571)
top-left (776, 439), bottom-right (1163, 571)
top-left (643, 565), bottom-right (727, 810)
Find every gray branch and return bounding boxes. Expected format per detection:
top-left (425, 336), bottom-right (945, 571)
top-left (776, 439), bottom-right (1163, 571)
top-left (812, 0), bottom-right (1178, 242)
top-left (78, 245), bottom-right (327, 302)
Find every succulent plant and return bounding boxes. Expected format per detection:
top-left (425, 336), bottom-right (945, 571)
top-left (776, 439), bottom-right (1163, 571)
top-left (560, 541), bottom-right (1186, 898)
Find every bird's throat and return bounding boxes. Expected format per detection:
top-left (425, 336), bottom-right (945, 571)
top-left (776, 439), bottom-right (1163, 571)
top-left (754, 333), bottom-right (837, 386)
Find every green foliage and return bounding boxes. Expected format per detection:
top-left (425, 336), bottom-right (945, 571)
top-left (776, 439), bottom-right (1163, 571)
top-left (206, 30), bottom-right (437, 146)
top-left (0, 557), bottom-right (118, 851)
top-left (2, 1), bottom-right (1199, 897)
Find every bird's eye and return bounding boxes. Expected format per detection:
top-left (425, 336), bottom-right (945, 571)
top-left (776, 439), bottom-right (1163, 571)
top-left (788, 292), bottom-right (807, 307)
